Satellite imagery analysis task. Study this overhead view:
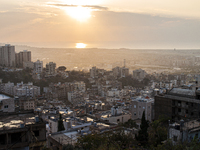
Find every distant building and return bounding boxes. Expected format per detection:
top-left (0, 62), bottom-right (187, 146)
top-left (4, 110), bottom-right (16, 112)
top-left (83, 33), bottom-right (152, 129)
top-left (23, 61), bottom-right (34, 69)
top-left (131, 97), bottom-right (154, 121)
top-left (112, 66), bottom-right (129, 78)
top-left (0, 81), bottom-right (40, 98)
top-left (90, 66), bottom-right (98, 78)
top-left (0, 44), bottom-right (15, 67)
top-left (133, 69), bottom-right (147, 80)
top-left (33, 60), bottom-right (43, 79)
top-left (15, 50), bottom-right (31, 67)
top-left (46, 62), bottom-right (56, 77)
top-left (15, 97), bottom-right (35, 110)
top-left (2, 81), bottom-right (15, 95)
top-left (13, 82), bottom-right (40, 97)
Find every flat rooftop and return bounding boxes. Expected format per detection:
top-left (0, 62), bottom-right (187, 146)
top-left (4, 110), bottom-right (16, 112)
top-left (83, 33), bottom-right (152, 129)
top-left (0, 113), bottom-right (36, 130)
top-left (50, 131), bottom-right (78, 145)
top-left (0, 94), bottom-right (11, 101)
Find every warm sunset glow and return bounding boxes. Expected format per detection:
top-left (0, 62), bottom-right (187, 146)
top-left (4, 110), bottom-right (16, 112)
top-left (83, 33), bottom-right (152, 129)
top-left (64, 6), bottom-right (91, 21)
top-left (76, 43), bottom-right (87, 48)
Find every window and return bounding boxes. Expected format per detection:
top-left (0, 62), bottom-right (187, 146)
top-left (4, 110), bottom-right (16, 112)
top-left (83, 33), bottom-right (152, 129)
top-left (191, 103), bottom-right (193, 107)
top-left (117, 119), bottom-right (120, 122)
top-left (134, 112), bottom-right (136, 116)
top-left (143, 107), bottom-right (145, 109)
top-left (33, 130), bottom-right (39, 137)
top-left (195, 133), bottom-right (199, 138)
top-left (134, 105), bottom-right (136, 108)
top-left (139, 106), bottom-right (141, 108)
top-left (148, 106), bottom-right (150, 109)
top-left (178, 108), bottom-right (181, 112)
top-left (4, 105), bottom-right (8, 108)
top-left (186, 110), bottom-right (188, 114)
top-left (173, 136), bottom-right (178, 142)
top-left (191, 112), bottom-right (194, 116)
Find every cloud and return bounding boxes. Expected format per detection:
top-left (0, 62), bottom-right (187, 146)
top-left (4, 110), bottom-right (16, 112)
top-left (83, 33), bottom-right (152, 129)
top-left (49, 4), bottom-right (108, 11)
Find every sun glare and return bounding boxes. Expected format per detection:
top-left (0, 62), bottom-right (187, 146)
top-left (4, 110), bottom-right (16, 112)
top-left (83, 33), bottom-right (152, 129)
top-left (76, 43), bottom-right (87, 48)
top-left (64, 6), bottom-right (91, 21)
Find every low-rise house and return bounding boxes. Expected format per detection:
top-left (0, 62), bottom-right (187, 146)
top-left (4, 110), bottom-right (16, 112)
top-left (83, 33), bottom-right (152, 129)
top-left (0, 94), bottom-right (15, 112)
top-left (169, 119), bottom-right (200, 145)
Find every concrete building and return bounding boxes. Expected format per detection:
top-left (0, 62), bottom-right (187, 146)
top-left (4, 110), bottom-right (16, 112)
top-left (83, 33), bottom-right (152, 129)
top-left (49, 118), bottom-right (58, 133)
top-left (131, 97), bottom-right (154, 121)
top-left (33, 60), bottom-right (43, 79)
top-left (15, 50), bottom-right (31, 67)
top-left (0, 44), bottom-right (15, 67)
top-left (67, 91), bottom-right (84, 104)
top-left (15, 97), bottom-right (35, 110)
top-left (90, 66), bottom-right (98, 78)
top-left (0, 111), bottom-right (46, 150)
top-left (112, 66), bottom-right (129, 78)
top-left (48, 130), bottom-right (79, 149)
top-left (100, 105), bottom-right (131, 124)
top-left (169, 120), bottom-right (200, 145)
top-left (155, 88), bottom-right (200, 122)
top-left (133, 69), bottom-right (147, 81)
top-left (0, 94), bottom-right (15, 112)
top-left (23, 61), bottom-right (34, 69)
top-left (13, 82), bottom-right (40, 98)
top-left (2, 81), bottom-right (15, 96)
top-left (46, 62), bottom-right (56, 77)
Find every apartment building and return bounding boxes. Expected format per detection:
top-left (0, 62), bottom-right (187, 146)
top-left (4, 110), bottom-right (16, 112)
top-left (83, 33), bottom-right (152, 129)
top-left (0, 44), bottom-right (15, 67)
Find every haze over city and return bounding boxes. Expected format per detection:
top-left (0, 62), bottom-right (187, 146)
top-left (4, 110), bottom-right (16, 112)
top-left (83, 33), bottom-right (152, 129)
top-left (1, 0), bottom-right (200, 48)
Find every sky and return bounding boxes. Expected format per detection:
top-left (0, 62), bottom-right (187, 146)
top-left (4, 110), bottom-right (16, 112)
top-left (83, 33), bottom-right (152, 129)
top-left (0, 0), bottom-right (200, 49)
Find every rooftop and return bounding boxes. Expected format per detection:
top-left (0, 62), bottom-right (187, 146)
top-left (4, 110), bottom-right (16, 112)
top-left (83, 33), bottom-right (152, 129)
top-left (0, 112), bottom-right (38, 130)
top-left (0, 94), bottom-right (11, 101)
top-left (50, 131), bottom-right (79, 145)
top-left (169, 88), bottom-right (196, 97)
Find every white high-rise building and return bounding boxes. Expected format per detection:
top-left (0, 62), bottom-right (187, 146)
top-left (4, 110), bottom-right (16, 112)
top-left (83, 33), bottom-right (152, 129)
top-left (0, 44), bottom-right (15, 67)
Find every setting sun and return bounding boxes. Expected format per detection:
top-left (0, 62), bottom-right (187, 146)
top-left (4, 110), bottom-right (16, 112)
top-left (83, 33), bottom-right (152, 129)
top-left (64, 6), bottom-right (91, 21)
top-left (76, 43), bottom-right (87, 48)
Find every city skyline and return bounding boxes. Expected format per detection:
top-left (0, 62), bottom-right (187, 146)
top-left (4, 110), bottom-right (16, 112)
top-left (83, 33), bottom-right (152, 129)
top-left (0, 0), bottom-right (200, 48)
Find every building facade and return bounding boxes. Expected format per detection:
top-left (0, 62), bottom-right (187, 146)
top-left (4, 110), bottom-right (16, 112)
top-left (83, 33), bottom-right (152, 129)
top-left (15, 50), bottom-right (31, 67)
top-left (0, 44), bottom-right (15, 67)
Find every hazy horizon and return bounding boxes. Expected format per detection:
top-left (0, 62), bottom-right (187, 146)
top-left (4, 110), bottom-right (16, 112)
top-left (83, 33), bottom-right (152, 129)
top-left (0, 0), bottom-right (200, 49)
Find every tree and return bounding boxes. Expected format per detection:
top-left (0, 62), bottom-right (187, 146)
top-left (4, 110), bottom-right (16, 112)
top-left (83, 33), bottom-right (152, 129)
top-left (58, 114), bottom-right (65, 132)
top-left (136, 111), bottom-right (149, 146)
top-left (58, 66), bottom-right (67, 72)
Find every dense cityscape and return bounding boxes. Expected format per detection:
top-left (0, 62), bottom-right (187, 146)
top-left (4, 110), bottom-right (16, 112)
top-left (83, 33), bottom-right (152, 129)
top-left (1, 44), bottom-right (200, 149)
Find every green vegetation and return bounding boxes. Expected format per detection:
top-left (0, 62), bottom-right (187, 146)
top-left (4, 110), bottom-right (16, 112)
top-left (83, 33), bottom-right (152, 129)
top-left (0, 68), bottom-right (34, 84)
top-left (76, 129), bottom-right (135, 150)
top-left (58, 114), bottom-right (65, 132)
top-left (135, 111), bottom-right (149, 147)
top-left (118, 75), bottom-right (150, 88)
top-left (148, 116), bottom-right (169, 147)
